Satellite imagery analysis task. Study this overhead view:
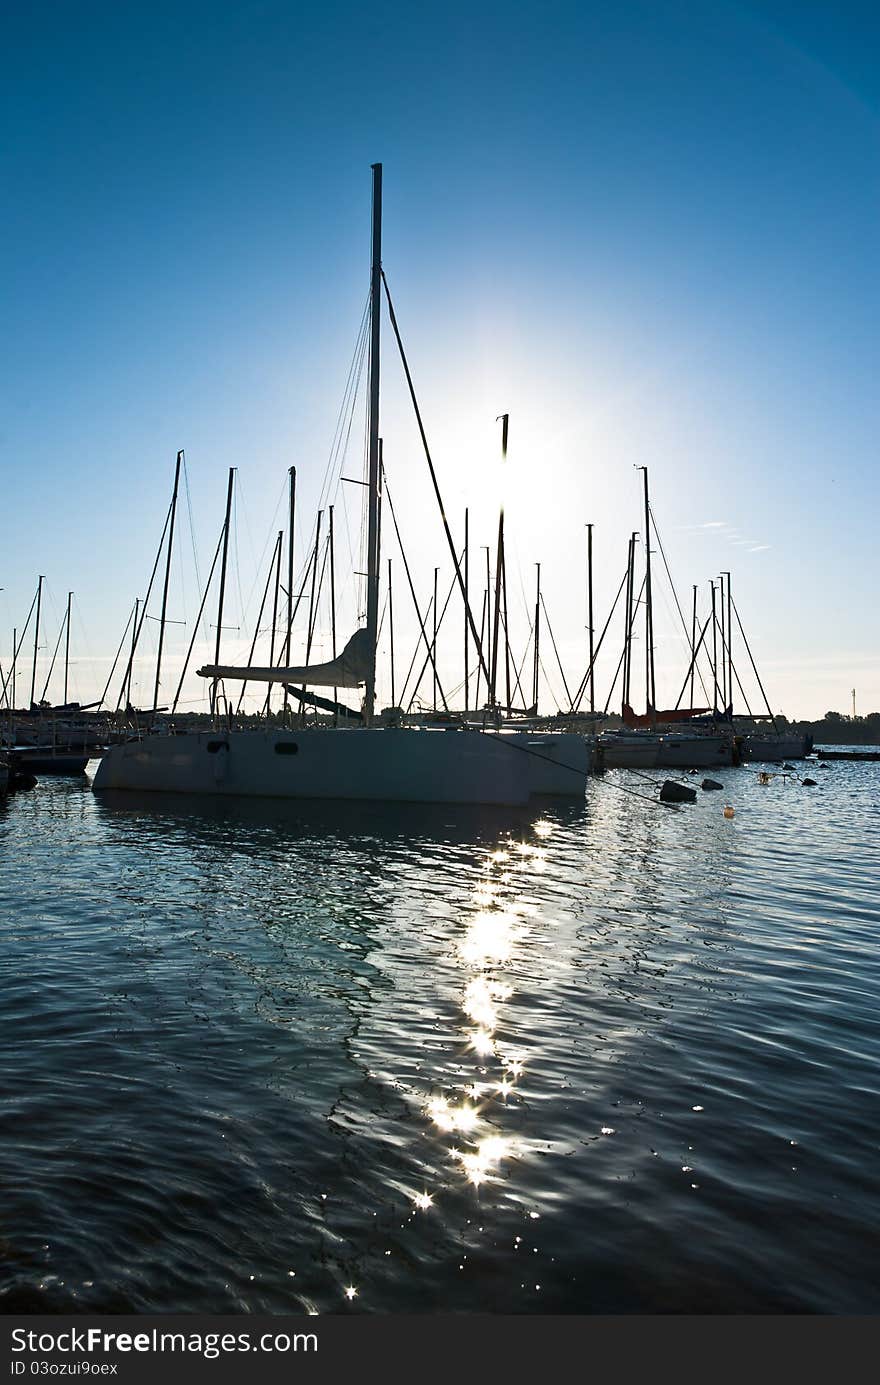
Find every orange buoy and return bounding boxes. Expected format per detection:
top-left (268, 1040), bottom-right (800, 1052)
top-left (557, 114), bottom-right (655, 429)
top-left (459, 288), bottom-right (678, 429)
top-left (723, 805), bottom-right (735, 819)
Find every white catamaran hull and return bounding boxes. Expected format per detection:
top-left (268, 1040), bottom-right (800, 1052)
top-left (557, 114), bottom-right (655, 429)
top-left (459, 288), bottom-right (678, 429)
top-left (655, 733), bottom-right (735, 768)
top-left (741, 735), bottom-right (811, 763)
top-left (91, 727), bottom-right (535, 806)
top-left (492, 731), bottom-right (595, 795)
top-left (601, 732), bottom-right (734, 769)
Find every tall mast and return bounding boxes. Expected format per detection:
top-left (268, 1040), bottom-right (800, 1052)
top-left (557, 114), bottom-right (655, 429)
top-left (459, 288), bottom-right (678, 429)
top-left (283, 466), bottom-right (296, 725)
top-left (690, 584), bottom-right (697, 709)
top-left (263, 531), bottom-right (283, 716)
top-left (718, 572), bottom-right (727, 711)
top-left (64, 591), bottom-right (72, 705)
top-left (211, 467), bottom-right (236, 719)
top-left (127, 598), bottom-right (139, 712)
top-left (489, 413), bottom-right (508, 710)
top-left (463, 507), bottom-right (469, 712)
top-left (710, 580), bottom-right (719, 715)
top-left (722, 570), bottom-right (732, 715)
top-left (364, 162), bottom-right (383, 724)
top-left (330, 505), bottom-right (338, 721)
top-left (638, 467), bottom-right (656, 722)
top-left (30, 575), bottom-right (44, 709)
top-left (533, 563), bottom-right (541, 713)
top-left (387, 557), bottom-right (395, 709)
top-left (622, 534), bottom-right (635, 714)
top-left (586, 523), bottom-right (595, 715)
top-left (153, 449), bottom-right (182, 714)
top-left (432, 566), bottom-right (439, 711)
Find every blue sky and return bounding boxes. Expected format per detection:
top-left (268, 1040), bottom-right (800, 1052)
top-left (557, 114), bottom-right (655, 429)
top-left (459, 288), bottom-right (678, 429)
top-left (1, 1), bottom-right (877, 718)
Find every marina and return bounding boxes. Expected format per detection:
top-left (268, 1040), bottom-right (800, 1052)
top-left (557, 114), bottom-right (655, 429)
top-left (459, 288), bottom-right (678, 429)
top-left (2, 1), bottom-right (877, 1341)
top-left (1, 756), bottom-right (878, 1313)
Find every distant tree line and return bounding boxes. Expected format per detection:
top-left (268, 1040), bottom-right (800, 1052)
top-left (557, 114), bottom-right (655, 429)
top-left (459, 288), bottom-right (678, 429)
top-left (775, 710), bottom-right (880, 745)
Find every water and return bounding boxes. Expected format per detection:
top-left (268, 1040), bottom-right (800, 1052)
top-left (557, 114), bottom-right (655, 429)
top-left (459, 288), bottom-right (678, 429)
top-left (1, 754), bottom-right (879, 1314)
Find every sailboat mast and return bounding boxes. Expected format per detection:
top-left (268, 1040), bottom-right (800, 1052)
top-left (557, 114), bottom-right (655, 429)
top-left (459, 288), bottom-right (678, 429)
top-left (533, 563), bottom-right (541, 713)
top-left (710, 580), bottom-right (719, 715)
top-left (263, 532), bottom-right (283, 716)
top-left (283, 466), bottom-right (296, 725)
top-left (690, 584), bottom-right (697, 709)
top-left (127, 599), bottom-right (139, 712)
top-left (30, 575), bottom-right (44, 709)
top-left (64, 591), bottom-right (72, 705)
top-left (388, 557), bottom-right (395, 708)
top-left (211, 467), bottom-right (236, 719)
top-left (364, 162), bottom-right (383, 725)
top-left (622, 534), bottom-right (635, 714)
top-left (432, 566), bottom-right (439, 711)
top-left (489, 413), bottom-right (508, 710)
top-left (463, 507), bottom-right (469, 712)
top-left (586, 523), bottom-right (595, 715)
top-left (726, 571), bottom-right (733, 714)
top-left (153, 449), bottom-right (182, 714)
top-left (330, 505), bottom-right (338, 721)
top-left (718, 572), bottom-right (727, 711)
top-left (639, 467), bottom-right (656, 722)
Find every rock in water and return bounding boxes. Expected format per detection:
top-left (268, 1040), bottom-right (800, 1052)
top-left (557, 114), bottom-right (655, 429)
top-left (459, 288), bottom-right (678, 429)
top-left (660, 780), bottom-right (698, 804)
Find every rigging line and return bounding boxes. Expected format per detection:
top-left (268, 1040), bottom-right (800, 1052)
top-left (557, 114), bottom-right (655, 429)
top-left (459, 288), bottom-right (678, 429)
top-left (381, 270), bottom-right (490, 686)
top-left (70, 597), bottom-right (98, 706)
top-left (480, 733), bottom-right (678, 811)
top-left (404, 550), bottom-right (465, 714)
top-left (602, 637), bottom-right (627, 717)
top-left (39, 609), bottom-right (69, 705)
top-left (171, 521), bottom-right (226, 714)
top-left (570, 566), bottom-right (629, 713)
top-left (399, 591), bottom-right (434, 711)
top-left (115, 499), bottom-right (174, 712)
top-left (716, 620), bottom-right (755, 719)
top-left (98, 605), bottom-right (136, 710)
top-left (232, 486), bottom-right (247, 644)
top-left (538, 592), bottom-right (573, 707)
top-left (383, 469), bottom-right (449, 712)
top-left (731, 598), bottom-right (778, 730)
top-left (0, 590), bottom-right (38, 705)
top-left (649, 506), bottom-right (712, 706)
top-left (604, 573), bottom-right (646, 716)
top-left (181, 454), bottom-right (207, 639)
top-left (499, 604), bottom-right (529, 710)
top-left (331, 299), bottom-right (371, 494)
top-left (236, 532), bottom-right (283, 713)
top-left (317, 293), bottom-right (371, 515)
top-left (672, 613), bottom-right (713, 710)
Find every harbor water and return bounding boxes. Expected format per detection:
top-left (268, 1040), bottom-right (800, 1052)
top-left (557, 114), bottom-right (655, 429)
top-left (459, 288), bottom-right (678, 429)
top-left (1, 754), bottom-right (878, 1313)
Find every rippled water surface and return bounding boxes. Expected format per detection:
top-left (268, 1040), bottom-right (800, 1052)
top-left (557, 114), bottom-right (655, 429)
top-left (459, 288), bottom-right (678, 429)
top-left (2, 754), bottom-right (879, 1313)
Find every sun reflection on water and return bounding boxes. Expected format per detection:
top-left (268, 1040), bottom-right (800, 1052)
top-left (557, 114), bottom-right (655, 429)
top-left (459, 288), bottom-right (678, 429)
top-left (414, 819), bottom-right (556, 1198)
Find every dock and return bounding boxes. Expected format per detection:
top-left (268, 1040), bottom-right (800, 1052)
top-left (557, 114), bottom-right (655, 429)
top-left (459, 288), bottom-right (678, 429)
top-left (814, 748), bottom-right (880, 762)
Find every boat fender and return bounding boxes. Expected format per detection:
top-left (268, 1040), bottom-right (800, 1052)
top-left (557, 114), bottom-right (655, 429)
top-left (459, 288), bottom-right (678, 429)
top-left (659, 780), bottom-right (697, 804)
top-left (701, 778), bottom-right (723, 791)
top-left (801, 777), bottom-right (817, 787)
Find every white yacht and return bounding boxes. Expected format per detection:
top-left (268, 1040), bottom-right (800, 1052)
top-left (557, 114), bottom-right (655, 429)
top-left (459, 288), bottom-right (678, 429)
top-left (93, 166), bottom-right (590, 809)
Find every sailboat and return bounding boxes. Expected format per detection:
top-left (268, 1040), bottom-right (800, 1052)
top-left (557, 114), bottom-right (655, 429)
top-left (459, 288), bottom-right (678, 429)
top-left (93, 166), bottom-right (589, 806)
top-left (598, 470), bottom-right (735, 770)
